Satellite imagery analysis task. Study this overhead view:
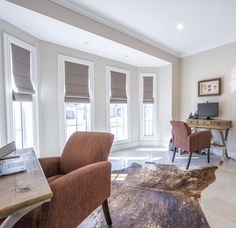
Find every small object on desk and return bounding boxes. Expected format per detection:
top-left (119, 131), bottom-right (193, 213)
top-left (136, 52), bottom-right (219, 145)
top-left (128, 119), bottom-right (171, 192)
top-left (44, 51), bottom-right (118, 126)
top-left (0, 141), bottom-right (17, 159)
top-left (188, 112), bottom-right (198, 119)
top-left (0, 155), bottom-right (20, 161)
top-left (0, 160), bottom-right (27, 177)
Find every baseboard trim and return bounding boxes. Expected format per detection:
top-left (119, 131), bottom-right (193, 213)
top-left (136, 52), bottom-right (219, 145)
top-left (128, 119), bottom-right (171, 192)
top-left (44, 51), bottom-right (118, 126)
top-left (138, 141), bottom-right (159, 147)
top-left (111, 141), bottom-right (139, 152)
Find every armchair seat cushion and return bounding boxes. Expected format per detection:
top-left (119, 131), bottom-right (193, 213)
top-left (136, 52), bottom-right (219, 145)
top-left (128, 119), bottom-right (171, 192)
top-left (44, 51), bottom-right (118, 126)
top-left (47, 175), bottom-right (63, 184)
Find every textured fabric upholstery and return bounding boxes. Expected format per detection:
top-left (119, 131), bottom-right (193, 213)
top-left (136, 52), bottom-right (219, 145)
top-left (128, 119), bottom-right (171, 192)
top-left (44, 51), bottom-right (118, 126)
top-left (189, 131), bottom-right (212, 151)
top-left (170, 120), bottom-right (211, 152)
top-left (171, 121), bottom-right (191, 151)
top-left (60, 131), bottom-right (114, 174)
top-left (12, 131), bottom-right (114, 228)
top-left (39, 157), bottom-right (60, 178)
top-left (47, 174), bottom-right (63, 184)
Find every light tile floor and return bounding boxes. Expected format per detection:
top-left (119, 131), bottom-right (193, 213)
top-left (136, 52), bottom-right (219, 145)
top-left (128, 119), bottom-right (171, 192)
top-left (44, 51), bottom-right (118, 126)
top-left (109, 147), bottom-right (236, 228)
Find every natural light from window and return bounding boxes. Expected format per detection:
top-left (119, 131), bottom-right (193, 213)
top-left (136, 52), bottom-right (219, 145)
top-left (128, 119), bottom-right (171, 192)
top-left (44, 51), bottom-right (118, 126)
top-left (65, 103), bottom-right (90, 140)
top-left (13, 102), bottom-right (34, 149)
top-left (144, 103), bottom-right (154, 136)
top-left (110, 103), bottom-right (127, 140)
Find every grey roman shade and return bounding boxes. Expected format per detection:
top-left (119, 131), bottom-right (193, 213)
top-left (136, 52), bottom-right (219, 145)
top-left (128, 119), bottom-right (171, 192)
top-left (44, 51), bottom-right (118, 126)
top-left (11, 44), bottom-right (35, 101)
top-left (64, 61), bottom-right (90, 103)
top-left (143, 76), bottom-right (154, 103)
top-left (110, 71), bottom-right (127, 103)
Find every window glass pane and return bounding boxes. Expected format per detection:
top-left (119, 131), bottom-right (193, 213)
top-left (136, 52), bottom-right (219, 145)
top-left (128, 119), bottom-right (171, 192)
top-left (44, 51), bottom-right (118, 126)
top-left (22, 102), bottom-right (34, 148)
top-left (144, 103), bottom-right (153, 136)
top-left (110, 103), bottom-right (127, 140)
top-left (13, 102), bottom-right (22, 131)
top-left (66, 106), bottom-right (76, 126)
top-left (13, 102), bottom-right (22, 149)
top-left (13, 102), bottom-right (34, 149)
top-left (65, 103), bottom-right (90, 140)
top-left (15, 130), bottom-right (22, 149)
top-left (66, 125), bottom-right (77, 139)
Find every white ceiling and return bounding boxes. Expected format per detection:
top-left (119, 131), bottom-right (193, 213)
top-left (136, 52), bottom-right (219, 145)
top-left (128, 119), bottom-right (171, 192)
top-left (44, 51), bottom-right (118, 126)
top-left (0, 1), bottom-right (169, 67)
top-left (52, 0), bottom-right (236, 57)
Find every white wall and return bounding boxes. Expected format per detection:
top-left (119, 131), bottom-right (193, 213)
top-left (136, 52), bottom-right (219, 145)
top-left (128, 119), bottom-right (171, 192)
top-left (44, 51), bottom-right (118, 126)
top-left (180, 42), bottom-right (236, 156)
top-left (0, 19), bottom-right (40, 147)
top-left (158, 64), bottom-right (172, 146)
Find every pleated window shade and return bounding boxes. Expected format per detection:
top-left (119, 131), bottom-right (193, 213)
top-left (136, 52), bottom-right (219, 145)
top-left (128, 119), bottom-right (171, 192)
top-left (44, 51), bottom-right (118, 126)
top-left (143, 77), bottom-right (154, 103)
top-left (110, 71), bottom-right (127, 103)
top-left (11, 44), bottom-right (35, 102)
top-left (64, 61), bottom-right (90, 103)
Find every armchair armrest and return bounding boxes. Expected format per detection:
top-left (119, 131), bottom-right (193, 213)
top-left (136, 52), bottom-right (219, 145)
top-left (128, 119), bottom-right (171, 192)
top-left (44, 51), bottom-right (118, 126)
top-left (38, 157), bottom-right (60, 178)
top-left (42, 161), bottom-right (111, 228)
top-left (188, 130), bottom-right (211, 152)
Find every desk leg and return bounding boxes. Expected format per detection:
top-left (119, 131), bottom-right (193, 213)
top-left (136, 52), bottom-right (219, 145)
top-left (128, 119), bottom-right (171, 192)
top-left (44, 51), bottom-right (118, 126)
top-left (224, 129), bottom-right (231, 159)
top-left (0, 200), bottom-right (49, 228)
top-left (219, 129), bottom-right (232, 165)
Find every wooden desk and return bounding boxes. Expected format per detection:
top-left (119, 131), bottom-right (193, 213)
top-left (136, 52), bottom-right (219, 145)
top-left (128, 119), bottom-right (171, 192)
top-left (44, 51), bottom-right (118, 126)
top-left (186, 119), bottom-right (232, 164)
top-left (0, 148), bottom-right (53, 228)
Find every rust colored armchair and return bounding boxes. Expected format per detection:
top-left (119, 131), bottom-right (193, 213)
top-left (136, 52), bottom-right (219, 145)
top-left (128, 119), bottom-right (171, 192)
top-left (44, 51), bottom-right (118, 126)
top-left (170, 121), bottom-right (211, 169)
top-left (15, 131), bottom-right (114, 228)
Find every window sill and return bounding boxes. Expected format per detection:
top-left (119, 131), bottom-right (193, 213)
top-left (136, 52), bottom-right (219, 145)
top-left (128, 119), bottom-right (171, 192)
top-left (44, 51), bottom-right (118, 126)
top-left (140, 137), bottom-right (157, 141)
top-left (113, 138), bottom-right (131, 145)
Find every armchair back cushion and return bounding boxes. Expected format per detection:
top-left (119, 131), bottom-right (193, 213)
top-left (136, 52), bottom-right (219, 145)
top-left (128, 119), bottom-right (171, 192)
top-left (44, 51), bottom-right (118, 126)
top-left (60, 132), bottom-right (114, 174)
top-left (170, 120), bottom-right (192, 151)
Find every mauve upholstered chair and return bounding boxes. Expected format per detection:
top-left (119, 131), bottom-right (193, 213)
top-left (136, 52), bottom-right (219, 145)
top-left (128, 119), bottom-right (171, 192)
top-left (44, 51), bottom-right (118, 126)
top-left (170, 121), bottom-right (212, 169)
top-left (14, 131), bottom-right (114, 228)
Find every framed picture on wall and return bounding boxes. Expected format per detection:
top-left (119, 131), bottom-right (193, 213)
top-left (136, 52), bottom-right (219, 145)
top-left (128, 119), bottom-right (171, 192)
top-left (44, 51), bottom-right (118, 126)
top-left (198, 78), bottom-right (221, 97)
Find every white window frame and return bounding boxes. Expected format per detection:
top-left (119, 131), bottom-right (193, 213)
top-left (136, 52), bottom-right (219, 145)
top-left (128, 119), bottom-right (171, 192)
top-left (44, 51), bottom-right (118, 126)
top-left (58, 55), bottom-right (95, 151)
top-left (3, 33), bottom-right (39, 154)
top-left (139, 73), bottom-right (157, 141)
top-left (106, 66), bottom-right (131, 144)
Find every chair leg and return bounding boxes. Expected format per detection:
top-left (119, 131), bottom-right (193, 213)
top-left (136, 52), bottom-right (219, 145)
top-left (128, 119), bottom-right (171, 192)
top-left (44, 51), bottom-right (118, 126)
top-left (102, 199), bottom-right (112, 226)
top-left (207, 148), bottom-right (210, 163)
top-left (186, 152), bottom-right (193, 170)
top-left (172, 147), bottom-right (177, 163)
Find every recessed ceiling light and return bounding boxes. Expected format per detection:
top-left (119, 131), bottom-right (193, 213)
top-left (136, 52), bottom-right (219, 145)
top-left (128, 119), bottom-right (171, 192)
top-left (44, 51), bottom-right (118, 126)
top-left (176, 23), bottom-right (184, 30)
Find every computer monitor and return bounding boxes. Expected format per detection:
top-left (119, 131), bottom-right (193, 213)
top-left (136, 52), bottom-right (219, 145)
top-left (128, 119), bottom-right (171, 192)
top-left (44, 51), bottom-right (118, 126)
top-left (198, 102), bottom-right (219, 119)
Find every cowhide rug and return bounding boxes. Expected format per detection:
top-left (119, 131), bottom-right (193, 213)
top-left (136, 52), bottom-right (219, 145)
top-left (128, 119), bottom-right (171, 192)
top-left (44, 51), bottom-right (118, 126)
top-left (80, 163), bottom-right (218, 228)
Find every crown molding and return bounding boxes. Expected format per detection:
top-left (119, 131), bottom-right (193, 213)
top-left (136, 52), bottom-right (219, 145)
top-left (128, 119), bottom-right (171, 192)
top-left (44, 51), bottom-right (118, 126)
top-left (51, 0), bottom-right (180, 58)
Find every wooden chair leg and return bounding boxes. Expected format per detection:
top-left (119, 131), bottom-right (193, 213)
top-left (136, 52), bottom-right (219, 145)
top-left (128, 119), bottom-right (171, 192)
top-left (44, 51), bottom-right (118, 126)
top-left (172, 147), bottom-right (177, 163)
top-left (102, 199), bottom-right (112, 226)
top-left (207, 148), bottom-right (210, 163)
top-left (186, 152), bottom-right (193, 170)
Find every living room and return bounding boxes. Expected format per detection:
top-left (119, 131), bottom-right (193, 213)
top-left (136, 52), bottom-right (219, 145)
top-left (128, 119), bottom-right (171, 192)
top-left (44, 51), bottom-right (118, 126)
top-left (0, 1), bottom-right (236, 228)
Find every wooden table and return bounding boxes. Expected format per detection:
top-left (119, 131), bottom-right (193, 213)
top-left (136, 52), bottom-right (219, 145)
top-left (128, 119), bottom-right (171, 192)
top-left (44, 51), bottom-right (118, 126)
top-left (186, 119), bottom-right (233, 165)
top-left (0, 148), bottom-right (53, 228)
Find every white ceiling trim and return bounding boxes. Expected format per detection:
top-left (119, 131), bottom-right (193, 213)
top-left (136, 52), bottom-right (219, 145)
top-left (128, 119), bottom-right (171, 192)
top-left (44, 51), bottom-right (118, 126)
top-left (50, 0), bottom-right (180, 58)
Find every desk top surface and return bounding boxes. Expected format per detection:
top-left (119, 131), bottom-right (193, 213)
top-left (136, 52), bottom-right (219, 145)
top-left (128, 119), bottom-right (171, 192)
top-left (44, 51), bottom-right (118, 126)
top-left (0, 148), bottom-right (53, 219)
top-left (186, 118), bottom-right (232, 130)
